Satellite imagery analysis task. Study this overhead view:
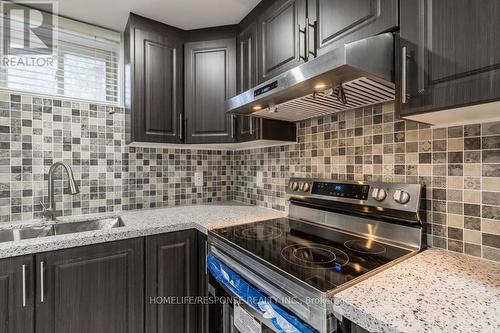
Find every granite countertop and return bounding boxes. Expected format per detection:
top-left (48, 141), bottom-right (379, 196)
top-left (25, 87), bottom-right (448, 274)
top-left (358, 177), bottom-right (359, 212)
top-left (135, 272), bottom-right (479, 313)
top-left (3, 205), bottom-right (499, 333)
top-left (333, 248), bottom-right (500, 333)
top-left (0, 202), bottom-right (286, 259)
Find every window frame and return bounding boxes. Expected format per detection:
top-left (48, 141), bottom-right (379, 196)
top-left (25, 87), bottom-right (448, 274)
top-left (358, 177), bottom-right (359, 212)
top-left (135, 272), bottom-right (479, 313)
top-left (0, 7), bottom-right (123, 106)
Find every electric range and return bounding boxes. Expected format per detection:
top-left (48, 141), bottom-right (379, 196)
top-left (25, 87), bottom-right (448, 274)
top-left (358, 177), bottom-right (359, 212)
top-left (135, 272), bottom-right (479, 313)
top-left (207, 178), bottom-right (425, 333)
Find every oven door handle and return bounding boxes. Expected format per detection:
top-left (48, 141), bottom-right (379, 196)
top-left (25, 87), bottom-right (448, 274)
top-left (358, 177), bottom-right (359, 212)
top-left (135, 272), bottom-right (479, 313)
top-left (207, 254), bottom-right (317, 333)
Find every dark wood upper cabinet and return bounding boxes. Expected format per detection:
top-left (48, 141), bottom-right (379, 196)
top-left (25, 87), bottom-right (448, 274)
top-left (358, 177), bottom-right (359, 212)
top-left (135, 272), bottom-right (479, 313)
top-left (146, 230), bottom-right (199, 333)
top-left (184, 37), bottom-right (237, 144)
top-left (257, 0), bottom-right (307, 83)
top-left (398, 0), bottom-right (500, 121)
top-left (124, 11), bottom-right (296, 146)
top-left (254, 0), bottom-right (397, 82)
top-left (35, 239), bottom-right (144, 333)
top-left (236, 117), bottom-right (297, 143)
top-left (124, 14), bottom-right (184, 144)
top-left (237, 23), bottom-right (258, 94)
top-left (236, 23), bottom-right (259, 141)
top-left (308, 0), bottom-right (398, 57)
top-left (0, 255), bottom-right (34, 333)
top-left (236, 116), bottom-right (259, 142)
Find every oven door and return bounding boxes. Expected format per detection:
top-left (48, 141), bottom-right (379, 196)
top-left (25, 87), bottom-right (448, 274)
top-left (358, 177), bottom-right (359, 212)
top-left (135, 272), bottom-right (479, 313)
top-left (208, 274), bottom-right (275, 333)
top-left (207, 254), bottom-right (317, 333)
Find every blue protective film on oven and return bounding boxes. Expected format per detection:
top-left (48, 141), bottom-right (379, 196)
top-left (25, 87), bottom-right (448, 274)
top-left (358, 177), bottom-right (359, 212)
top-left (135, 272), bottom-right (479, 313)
top-left (207, 254), bottom-right (317, 333)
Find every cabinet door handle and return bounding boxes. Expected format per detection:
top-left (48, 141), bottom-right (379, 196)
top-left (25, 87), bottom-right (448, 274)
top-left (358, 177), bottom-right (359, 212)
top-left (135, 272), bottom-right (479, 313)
top-left (22, 264), bottom-right (27, 307)
top-left (298, 24), bottom-right (307, 62)
top-left (40, 261), bottom-right (45, 303)
top-left (204, 240), bottom-right (208, 275)
top-left (306, 18), bottom-right (317, 59)
top-left (401, 46), bottom-right (407, 104)
top-left (179, 114), bottom-right (184, 141)
top-left (231, 115), bottom-right (236, 140)
top-left (304, 19), bottom-right (309, 62)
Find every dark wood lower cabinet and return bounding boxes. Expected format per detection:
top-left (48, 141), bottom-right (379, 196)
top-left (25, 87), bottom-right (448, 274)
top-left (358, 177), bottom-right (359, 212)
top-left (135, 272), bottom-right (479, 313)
top-left (197, 232), bottom-right (208, 333)
top-left (146, 229), bottom-right (200, 333)
top-left (0, 255), bottom-right (34, 333)
top-left (35, 238), bottom-right (144, 333)
top-left (0, 231), bottom-right (206, 333)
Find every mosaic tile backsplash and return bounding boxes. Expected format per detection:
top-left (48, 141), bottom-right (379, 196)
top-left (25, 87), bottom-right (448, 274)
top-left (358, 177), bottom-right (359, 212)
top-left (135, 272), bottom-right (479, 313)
top-left (232, 103), bottom-right (500, 262)
top-left (0, 91), bottom-right (232, 223)
top-left (1, 90), bottom-right (499, 262)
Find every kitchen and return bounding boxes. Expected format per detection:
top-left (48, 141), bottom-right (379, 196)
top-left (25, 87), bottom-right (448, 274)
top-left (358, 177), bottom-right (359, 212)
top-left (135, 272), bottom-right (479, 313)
top-left (0, 0), bottom-right (499, 332)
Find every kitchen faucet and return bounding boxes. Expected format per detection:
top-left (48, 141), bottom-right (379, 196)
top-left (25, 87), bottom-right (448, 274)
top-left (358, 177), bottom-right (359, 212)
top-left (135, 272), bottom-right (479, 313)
top-left (40, 162), bottom-right (80, 221)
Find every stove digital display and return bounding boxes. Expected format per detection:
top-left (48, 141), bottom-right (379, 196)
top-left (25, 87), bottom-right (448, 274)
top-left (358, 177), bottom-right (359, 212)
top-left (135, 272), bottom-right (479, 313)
top-left (311, 182), bottom-right (370, 200)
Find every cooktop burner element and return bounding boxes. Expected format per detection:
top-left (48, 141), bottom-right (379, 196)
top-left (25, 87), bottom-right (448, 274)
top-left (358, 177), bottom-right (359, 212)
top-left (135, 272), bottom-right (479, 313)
top-left (344, 239), bottom-right (387, 255)
top-left (281, 244), bottom-right (349, 269)
top-left (290, 246), bottom-right (336, 264)
top-left (211, 218), bottom-right (413, 292)
top-left (234, 225), bottom-right (283, 240)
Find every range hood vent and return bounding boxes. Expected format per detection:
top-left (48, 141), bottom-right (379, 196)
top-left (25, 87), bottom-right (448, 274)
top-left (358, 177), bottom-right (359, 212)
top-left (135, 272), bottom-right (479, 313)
top-left (225, 33), bottom-right (395, 122)
top-left (251, 77), bottom-right (394, 122)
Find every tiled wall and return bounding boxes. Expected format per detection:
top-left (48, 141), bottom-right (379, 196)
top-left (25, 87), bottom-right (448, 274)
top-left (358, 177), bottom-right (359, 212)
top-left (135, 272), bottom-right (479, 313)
top-left (2, 89), bottom-right (499, 262)
top-left (0, 91), bottom-right (232, 222)
top-left (232, 103), bottom-right (500, 262)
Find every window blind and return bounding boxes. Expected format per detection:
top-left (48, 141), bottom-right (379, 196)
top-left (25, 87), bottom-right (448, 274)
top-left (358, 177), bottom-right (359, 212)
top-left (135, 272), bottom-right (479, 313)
top-left (0, 5), bottom-right (122, 105)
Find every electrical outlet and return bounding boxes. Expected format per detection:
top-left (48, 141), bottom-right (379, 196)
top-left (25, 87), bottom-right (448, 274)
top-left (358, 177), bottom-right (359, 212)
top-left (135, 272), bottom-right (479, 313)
top-left (256, 171), bottom-right (264, 188)
top-left (194, 172), bottom-right (203, 187)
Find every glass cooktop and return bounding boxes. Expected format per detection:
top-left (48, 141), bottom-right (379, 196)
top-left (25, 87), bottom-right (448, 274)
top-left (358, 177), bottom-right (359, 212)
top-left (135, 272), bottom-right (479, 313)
top-left (210, 218), bottom-right (412, 292)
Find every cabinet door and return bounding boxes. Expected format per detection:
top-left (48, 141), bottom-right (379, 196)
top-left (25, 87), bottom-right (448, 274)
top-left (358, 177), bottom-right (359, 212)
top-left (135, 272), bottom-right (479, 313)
top-left (398, 0), bottom-right (500, 116)
top-left (258, 0), bottom-right (306, 83)
top-left (35, 239), bottom-right (144, 333)
top-left (145, 230), bottom-right (198, 333)
top-left (236, 24), bottom-right (259, 142)
top-left (236, 116), bottom-right (260, 142)
top-left (184, 38), bottom-right (237, 144)
top-left (309, 0), bottom-right (397, 57)
top-left (237, 23), bottom-right (258, 94)
top-left (128, 19), bottom-right (184, 143)
top-left (0, 256), bottom-right (34, 333)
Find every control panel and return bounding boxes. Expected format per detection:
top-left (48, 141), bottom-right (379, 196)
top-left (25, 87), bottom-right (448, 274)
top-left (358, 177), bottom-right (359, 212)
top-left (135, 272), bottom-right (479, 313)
top-left (286, 178), bottom-right (422, 213)
top-left (254, 81), bottom-right (278, 97)
top-left (311, 182), bottom-right (370, 200)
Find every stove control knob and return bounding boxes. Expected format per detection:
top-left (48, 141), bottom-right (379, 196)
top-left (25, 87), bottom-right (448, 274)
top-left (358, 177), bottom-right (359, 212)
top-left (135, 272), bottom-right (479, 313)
top-left (371, 188), bottom-right (387, 201)
top-left (393, 190), bottom-right (411, 204)
top-left (302, 183), bottom-right (310, 192)
top-left (289, 182), bottom-right (299, 191)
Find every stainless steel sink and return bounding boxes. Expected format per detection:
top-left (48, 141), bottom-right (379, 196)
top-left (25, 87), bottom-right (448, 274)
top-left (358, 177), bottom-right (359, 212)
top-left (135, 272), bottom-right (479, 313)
top-left (0, 226), bottom-right (52, 243)
top-left (50, 217), bottom-right (124, 236)
top-left (0, 229), bottom-right (14, 243)
top-left (0, 217), bottom-right (124, 243)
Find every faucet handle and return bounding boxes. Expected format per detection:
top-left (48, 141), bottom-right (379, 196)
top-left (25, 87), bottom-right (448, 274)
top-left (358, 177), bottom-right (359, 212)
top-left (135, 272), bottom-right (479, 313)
top-left (39, 201), bottom-right (56, 221)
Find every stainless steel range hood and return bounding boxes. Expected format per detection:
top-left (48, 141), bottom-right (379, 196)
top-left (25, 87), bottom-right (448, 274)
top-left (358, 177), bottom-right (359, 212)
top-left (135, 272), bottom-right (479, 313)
top-left (225, 33), bottom-right (395, 122)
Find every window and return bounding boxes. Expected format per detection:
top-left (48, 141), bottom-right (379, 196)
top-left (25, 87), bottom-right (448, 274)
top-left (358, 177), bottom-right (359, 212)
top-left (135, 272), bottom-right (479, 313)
top-left (6, 55), bottom-right (58, 95)
top-left (0, 6), bottom-right (122, 105)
